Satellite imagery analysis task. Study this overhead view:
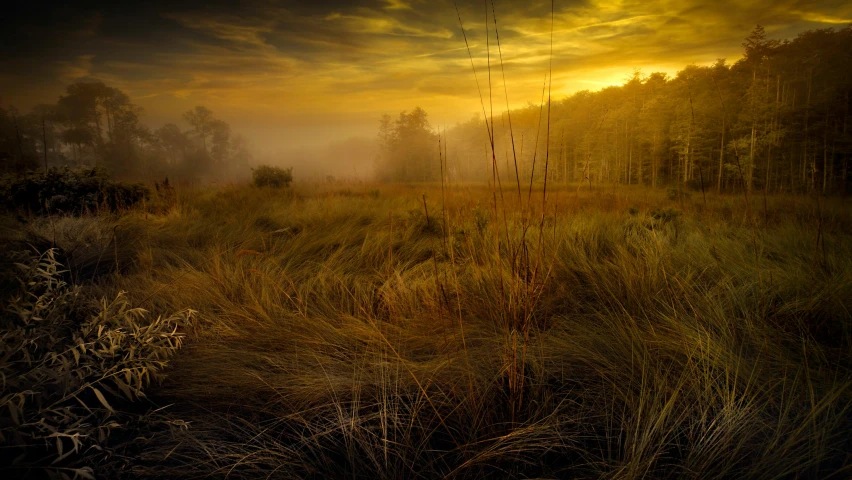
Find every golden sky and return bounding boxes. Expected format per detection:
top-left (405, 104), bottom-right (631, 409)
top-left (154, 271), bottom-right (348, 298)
top-left (2, 0), bottom-right (851, 149)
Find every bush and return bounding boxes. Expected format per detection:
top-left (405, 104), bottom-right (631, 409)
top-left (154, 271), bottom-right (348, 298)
top-left (667, 186), bottom-right (691, 201)
top-left (252, 165), bottom-right (293, 188)
top-left (685, 178), bottom-right (706, 191)
top-left (152, 177), bottom-right (178, 212)
top-left (649, 207), bottom-right (682, 225)
top-left (0, 249), bottom-right (194, 475)
top-left (0, 167), bottom-right (149, 216)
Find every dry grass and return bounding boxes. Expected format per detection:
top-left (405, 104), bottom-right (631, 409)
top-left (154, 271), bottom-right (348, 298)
top-left (12, 181), bottom-right (852, 478)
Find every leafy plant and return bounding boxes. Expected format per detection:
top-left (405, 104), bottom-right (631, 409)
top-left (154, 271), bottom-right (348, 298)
top-left (650, 207), bottom-right (682, 222)
top-left (472, 203), bottom-right (490, 234)
top-left (0, 167), bottom-right (149, 216)
top-left (0, 249), bottom-right (194, 476)
top-left (667, 186), bottom-right (691, 201)
top-left (252, 165), bottom-right (293, 188)
top-left (153, 177), bottom-right (177, 210)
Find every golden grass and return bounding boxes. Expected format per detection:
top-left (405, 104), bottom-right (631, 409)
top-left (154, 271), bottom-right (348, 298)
top-left (23, 181), bottom-right (852, 478)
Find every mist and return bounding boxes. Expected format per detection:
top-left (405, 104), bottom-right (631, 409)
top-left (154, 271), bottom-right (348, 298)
top-left (4, 0), bottom-right (850, 186)
top-left (256, 135), bottom-right (378, 181)
top-left (3, 2), bottom-right (852, 479)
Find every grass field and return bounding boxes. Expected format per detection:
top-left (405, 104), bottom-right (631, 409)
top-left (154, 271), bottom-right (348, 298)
top-left (4, 181), bottom-right (852, 478)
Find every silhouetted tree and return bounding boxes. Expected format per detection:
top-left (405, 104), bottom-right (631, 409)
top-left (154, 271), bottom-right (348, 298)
top-left (183, 106), bottom-right (215, 154)
top-left (156, 124), bottom-right (190, 167)
top-left (431, 24), bottom-right (851, 194)
top-left (377, 107), bottom-right (438, 182)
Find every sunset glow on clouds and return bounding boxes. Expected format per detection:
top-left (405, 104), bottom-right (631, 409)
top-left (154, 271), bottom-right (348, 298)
top-left (3, 0), bottom-right (851, 148)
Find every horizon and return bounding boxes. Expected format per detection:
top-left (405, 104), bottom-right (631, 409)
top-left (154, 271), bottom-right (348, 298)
top-left (3, 1), bottom-right (851, 153)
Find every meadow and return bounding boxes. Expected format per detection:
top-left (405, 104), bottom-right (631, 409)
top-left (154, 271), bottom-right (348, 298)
top-left (3, 180), bottom-right (850, 478)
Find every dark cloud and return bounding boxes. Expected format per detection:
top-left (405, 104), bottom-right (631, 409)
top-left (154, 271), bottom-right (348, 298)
top-left (1, 0), bottom-right (850, 150)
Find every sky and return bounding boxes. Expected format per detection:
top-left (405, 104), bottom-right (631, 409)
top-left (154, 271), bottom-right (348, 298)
top-left (2, 0), bottom-right (851, 151)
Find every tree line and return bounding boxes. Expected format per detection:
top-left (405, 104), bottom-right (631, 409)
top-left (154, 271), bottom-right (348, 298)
top-left (1, 83), bottom-right (252, 181)
top-left (379, 25), bottom-right (851, 194)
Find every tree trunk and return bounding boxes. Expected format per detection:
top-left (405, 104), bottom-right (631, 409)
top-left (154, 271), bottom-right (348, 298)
top-left (765, 75), bottom-right (780, 194)
top-left (13, 117), bottom-right (24, 168)
top-left (766, 120), bottom-right (773, 193)
top-left (106, 107), bottom-right (113, 142)
top-left (748, 125), bottom-right (756, 193)
top-left (42, 115), bottom-right (49, 171)
top-left (627, 123), bottom-right (633, 185)
top-left (829, 123), bottom-right (837, 192)
top-left (789, 152), bottom-right (795, 193)
top-left (717, 118), bottom-right (725, 193)
top-left (669, 148), bottom-right (674, 186)
top-left (613, 121), bottom-right (619, 183)
top-left (803, 68), bottom-right (812, 190)
top-left (652, 131), bottom-right (658, 188)
top-left (684, 119), bottom-right (691, 183)
top-left (844, 92), bottom-right (849, 193)
top-left (823, 127), bottom-right (829, 194)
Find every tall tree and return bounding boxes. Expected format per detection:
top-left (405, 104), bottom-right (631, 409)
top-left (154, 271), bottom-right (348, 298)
top-left (209, 119), bottom-right (231, 165)
top-left (183, 106), bottom-right (215, 153)
top-left (376, 107), bottom-right (438, 182)
top-left (156, 124), bottom-right (190, 166)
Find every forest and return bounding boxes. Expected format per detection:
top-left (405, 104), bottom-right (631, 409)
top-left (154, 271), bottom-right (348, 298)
top-left (0, 84), bottom-right (252, 181)
top-left (1, 18), bottom-right (851, 480)
top-left (378, 26), bottom-right (851, 195)
top-left (4, 26), bottom-right (850, 194)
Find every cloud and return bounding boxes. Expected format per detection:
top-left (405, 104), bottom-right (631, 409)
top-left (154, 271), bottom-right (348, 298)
top-left (164, 12), bottom-right (277, 49)
top-left (323, 12), bottom-right (453, 38)
top-left (1, 0), bottom-right (849, 150)
top-left (794, 11), bottom-right (852, 24)
top-left (384, 0), bottom-right (413, 11)
top-left (56, 55), bottom-right (97, 82)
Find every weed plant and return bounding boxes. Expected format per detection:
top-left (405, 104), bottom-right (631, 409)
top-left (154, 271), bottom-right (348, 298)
top-left (0, 250), bottom-right (194, 478)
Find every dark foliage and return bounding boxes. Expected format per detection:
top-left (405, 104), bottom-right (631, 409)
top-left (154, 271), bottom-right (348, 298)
top-left (0, 167), bottom-right (149, 215)
top-left (252, 165), bottom-right (293, 188)
top-left (0, 250), bottom-right (193, 477)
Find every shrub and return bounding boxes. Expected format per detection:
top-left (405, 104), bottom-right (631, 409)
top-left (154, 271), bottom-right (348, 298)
top-left (0, 249), bottom-right (194, 475)
top-left (473, 203), bottom-right (489, 234)
top-left (650, 207), bottom-right (681, 222)
top-left (154, 177), bottom-right (176, 203)
top-left (0, 167), bottom-right (149, 216)
top-left (685, 178), bottom-right (705, 191)
top-left (667, 186), bottom-right (691, 201)
top-left (150, 176), bottom-right (178, 214)
top-left (252, 165), bottom-right (293, 188)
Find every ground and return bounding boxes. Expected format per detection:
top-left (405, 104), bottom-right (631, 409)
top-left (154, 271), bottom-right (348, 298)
top-left (3, 181), bottom-right (851, 479)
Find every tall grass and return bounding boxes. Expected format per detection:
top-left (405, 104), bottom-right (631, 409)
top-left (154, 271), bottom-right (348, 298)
top-left (12, 182), bottom-right (849, 478)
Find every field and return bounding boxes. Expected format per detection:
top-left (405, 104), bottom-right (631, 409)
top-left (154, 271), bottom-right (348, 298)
top-left (3, 181), bottom-right (852, 479)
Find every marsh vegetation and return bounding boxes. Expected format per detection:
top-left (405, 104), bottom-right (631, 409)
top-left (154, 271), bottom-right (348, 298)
top-left (1, 8), bottom-right (851, 479)
top-left (2, 178), bottom-right (851, 478)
